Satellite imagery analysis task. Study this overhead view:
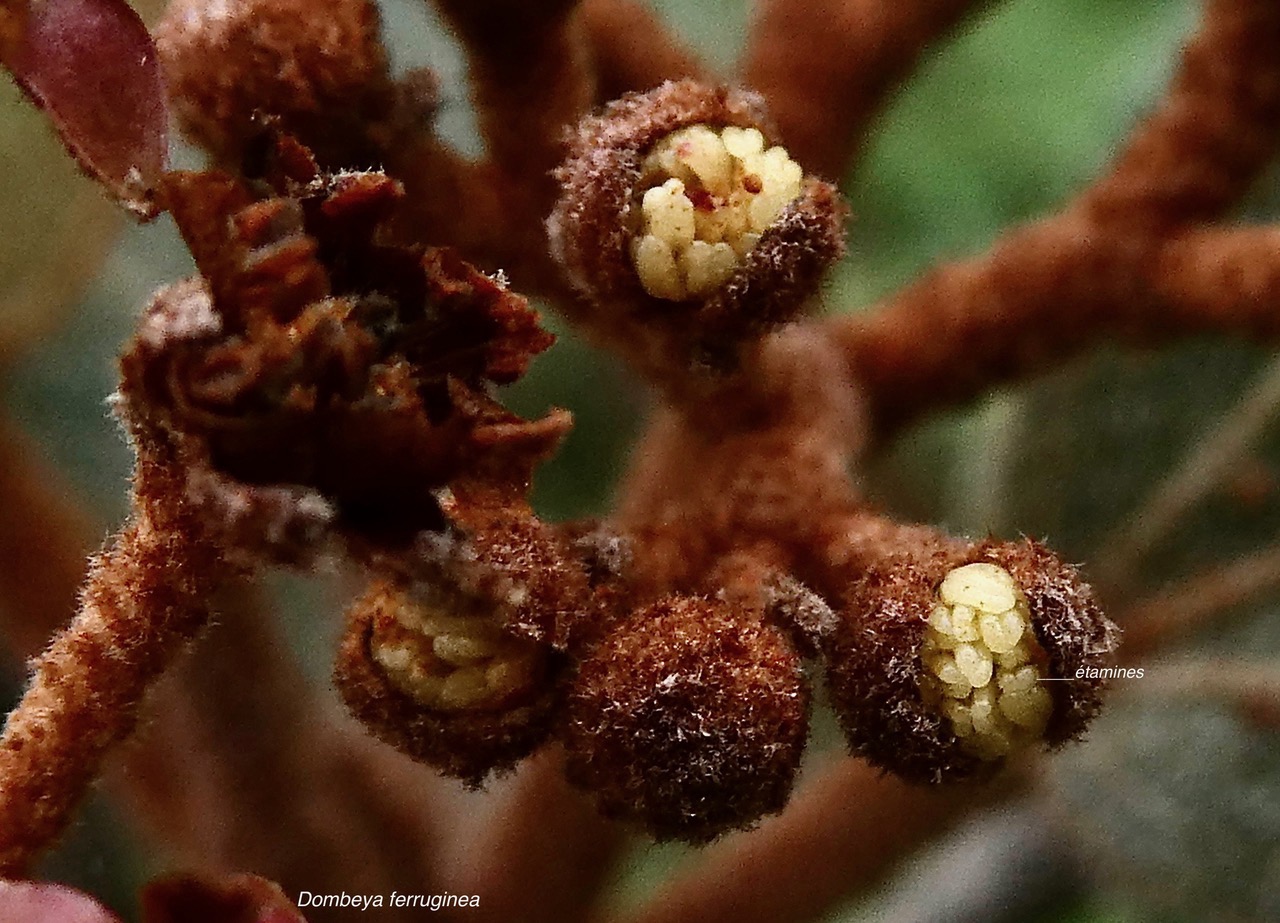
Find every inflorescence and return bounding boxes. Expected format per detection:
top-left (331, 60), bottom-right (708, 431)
top-left (3, 0), bottom-right (1165, 881)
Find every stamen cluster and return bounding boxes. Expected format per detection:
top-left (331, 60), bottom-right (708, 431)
top-left (920, 563), bottom-right (1053, 760)
top-left (369, 585), bottom-right (542, 712)
top-left (632, 125), bottom-right (803, 300)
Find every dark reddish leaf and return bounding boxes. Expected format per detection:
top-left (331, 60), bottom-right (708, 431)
top-left (141, 873), bottom-right (308, 923)
top-left (1, 0), bottom-right (168, 217)
top-left (0, 881), bottom-right (121, 923)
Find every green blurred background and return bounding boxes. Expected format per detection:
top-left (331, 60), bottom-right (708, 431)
top-left (4, 1), bottom-right (1279, 920)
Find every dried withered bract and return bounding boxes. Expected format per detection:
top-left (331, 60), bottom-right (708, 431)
top-left (563, 596), bottom-right (809, 841)
top-left (335, 580), bottom-right (561, 785)
top-left (548, 79), bottom-right (847, 369)
top-left (156, 0), bottom-right (401, 169)
top-left (824, 539), bottom-right (1118, 783)
top-left (119, 134), bottom-right (563, 563)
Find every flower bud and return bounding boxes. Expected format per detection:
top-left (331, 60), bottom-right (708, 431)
top-left (334, 580), bottom-right (559, 785)
top-left (562, 596), bottom-right (808, 841)
top-left (824, 540), bottom-right (1119, 782)
top-left (156, 0), bottom-right (396, 168)
top-left (548, 80), bottom-right (847, 370)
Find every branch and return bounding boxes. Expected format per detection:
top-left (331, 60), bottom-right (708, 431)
top-left (825, 0), bottom-right (1280, 439)
top-left (453, 748), bottom-right (628, 923)
top-left (610, 755), bottom-right (998, 923)
top-left (581, 0), bottom-right (709, 100)
top-left (433, 0), bottom-right (593, 188)
top-left (742, 0), bottom-right (992, 178)
top-left (827, 217), bottom-right (1138, 436)
top-left (827, 221), bottom-right (1280, 439)
top-left (1079, 0), bottom-right (1280, 232)
top-left (0, 441), bottom-right (227, 876)
top-left (109, 581), bottom-right (460, 921)
top-left (0, 417), bottom-right (458, 917)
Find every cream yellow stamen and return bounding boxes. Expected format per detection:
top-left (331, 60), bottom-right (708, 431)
top-left (370, 589), bottom-right (541, 712)
top-left (631, 124), bottom-right (804, 300)
top-left (920, 563), bottom-right (1053, 760)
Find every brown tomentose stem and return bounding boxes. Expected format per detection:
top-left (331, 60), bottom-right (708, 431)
top-left (609, 755), bottom-right (996, 923)
top-left (0, 419), bottom-right (457, 918)
top-left (433, 0), bottom-right (593, 187)
top-left (452, 747), bottom-right (629, 923)
top-left (422, 0), bottom-right (594, 286)
top-left (110, 579), bottom-right (462, 923)
top-left (381, 133), bottom-right (558, 290)
top-left (581, 0), bottom-right (710, 101)
top-left (0, 439), bottom-right (227, 877)
top-left (1148, 225), bottom-right (1280, 333)
top-left (826, 220), bottom-right (1280, 439)
top-left (824, 0), bottom-right (1280, 440)
top-left (1079, 0), bottom-right (1280, 232)
top-left (742, 0), bottom-right (992, 178)
top-left (827, 216), bottom-right (1144, 437)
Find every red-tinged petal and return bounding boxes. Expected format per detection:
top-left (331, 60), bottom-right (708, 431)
top-left (1, 0), bottom-right (168, 218)
top-left (141, 872), bottom-right (308, 923)
top-left (0, 880), bottom-right (122, 923)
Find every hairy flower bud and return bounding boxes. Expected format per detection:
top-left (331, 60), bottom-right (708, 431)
top-left (156, 0), bottom-right (399, 168)
top-left (824, 540), bottom-right (1119, 782)
top-left (334, 580), bottom-right (560, 784)
top-left (562, 596), bottom-right (809, 841)
top-left (548, 79), bottom-right (847, 371)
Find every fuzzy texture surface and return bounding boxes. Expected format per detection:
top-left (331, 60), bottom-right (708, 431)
top-left (335, 582), bottom-right (564, 786)
top-left (562, 596), bottom-right (809, 841)
top-left (156, 0), bottom-right (396, 169)
top-left (825, 538), bottom-right (1117, 782)
top-left (0, 433), bottom-right (227, 876)
top-left (17, 0), bottom-right (1267, 897)
top-left (122, 138), bottom-right (561, 562)
top-left (548, 80), bottom-right (847, 380)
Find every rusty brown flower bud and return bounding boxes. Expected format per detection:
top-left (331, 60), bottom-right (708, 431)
top-left (824, 539), bottom-right (1119, 782)
top-left (155, 0), bottom-right (398, 168)
top-left (334, 580), bottom-right (561, 785)
top-left (562, 596), bottom-right (809, 842)
top-left (547, 79), bottom-right (847, 370)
